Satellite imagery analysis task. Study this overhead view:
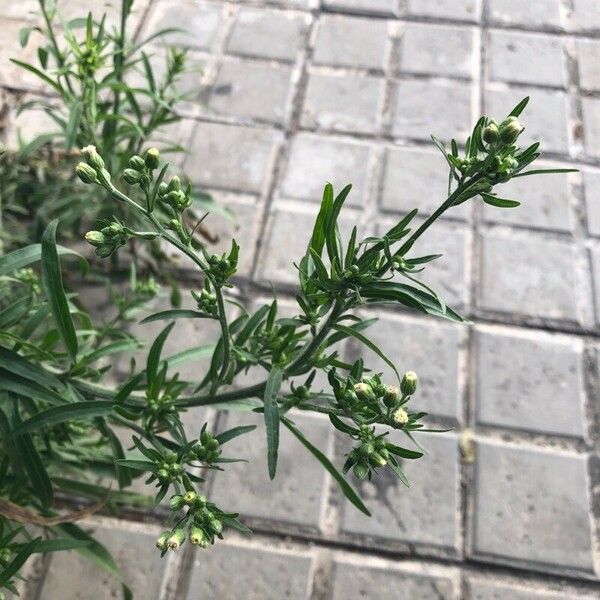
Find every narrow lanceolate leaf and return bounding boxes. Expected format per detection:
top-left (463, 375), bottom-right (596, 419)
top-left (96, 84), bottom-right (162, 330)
top-left (0, 370), bottom-right (65, 405)
top-left (308, 183), bottom-right (334, 258)
top-left (146, 321), bottom-right (175, 393)
top-left (282, 416), bottom-right (371, 516)
top-left (11, 401), bottom-right (114, 436)
top-left (41, 221), bottom-right (78, 362)
top-left (333, 323), bottom-right (400, 384)
top-left (0, 243), bottom-right (87, 277)
top-left (64, 100), bottom-right (83, 151)
top-left (0, 346), bottom-right (64, 390)
top-left (508, 96), bottom-right (529, 117)
top-left (480, 193), bottom-right (520, 208)
top-left (0, 537), bottom-right (42, 586)
top-left (264, 366), bottom-right (283, 479)
top-left (215, 424), bottom-right (257, 445)
top-left (139, 309), bottom-right (209, 324)
top-left (512, 167), bottom-right (578, 178)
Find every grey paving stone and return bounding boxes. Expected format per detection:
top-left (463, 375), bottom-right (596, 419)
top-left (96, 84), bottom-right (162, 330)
top-left (185, 542), bottom-right (312, 599)
top-left (227, 6), bottom-right (307, 62)
top-left (481, 171), bottom-right (573, 233)
top-left (323, 0), bottom-right (397, 15)
top-left (40, 524), bottom-right (171, 598)
top-left (485, 86), bottom-right (570, 155)
top-left (406, 0), bottom-right (481, 22)
top-left (577, 39), bottom-right (600, 92)
top-left (278, 133), bottom-right (372, 207)
top-left (141, 0), bottom-right (222, 51)
top-left (582, 96), bottom-right (600, 158)
top-left (472, 441), bottom-right (594, 573)
top-left (392, 78), bottom-right (474, 142)
top-left (313, 14), bottom-right (389, 70)
top-left (488, 31), bottom-right (567, 89)
top-left (184, 121), bottom-right (281, 193)
top-left (397, 23), bottom-right (476, 80)
top-left (479, 233), bottom-right (581, 322)
top-left (380, 145), bottom-right (470, 221)
top-left (486, 0), bottom-right (563, 28)
top-left (474, 326), bottom-right (586, 437)
top-left (341, 432), bottom-right (461, 551)
top-left (331, 559), bottom-right (456, 599)
top-left (583, 171), bottom-right (600, 237)
top-left (355, 313), bottom-right (464, 420)
top-left (265, 0), bottom-right (312, 8)
top-left (592, 246), bottom-right (600, 325)
top-left (211, 411), bottom-right (330, 528)
top-left (467, 579), bottom-right (598, 600)
top-left (300, 71), bottom-right (384, 134)
top-left (572, 0), bottom-right (600, 31)
top-left (207, 60), bottom-right (294, 124)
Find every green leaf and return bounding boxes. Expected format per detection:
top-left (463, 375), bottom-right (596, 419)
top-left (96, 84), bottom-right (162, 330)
top-left (328, 413), bottom-right (359, 435)
top-left (264, 366), bottom-right (283, 480)
top-left (282, 416), bottom-right (370, 516)
top-left (64, 100), bottom-right (83, 151)
top-left (387, 456), bottom-right (410, 487)
top-left (0, 296), bottom-right (32, 329)
top-left (146, 321), bottom-right (175, 389)
top-left (34, 539), bottom-right (92, 553)
top-left (10, 59), bottom-right (64, 94)
top-left (0, 243), bottom-right (87, 278)
top-left (480, 193), bottom-right (520, 208)
top-left (0, 369), bottom-right (65, 405)
top-left (11, 401), bottom-right (114, 436)
top-left (385, 442), bottom-right (423, 460)
top-left (0, 537), bottom-right (41, 586)
top-left (215, 424), bottom-right (257, 445)
top-left (308, 184), bottom-right (334, 258)
top-left (0, 346), bottom-right (64, 390)
top-left (115, 459), bottom-right (156, 472)
top-left (41, 221), bottom-right (78, 362)
top-left (509, 96), bottom-right (529, 117)
top-left (512, 168), bottom-right (578, 178)
top-left (139, 309), bottom-right (208, 324)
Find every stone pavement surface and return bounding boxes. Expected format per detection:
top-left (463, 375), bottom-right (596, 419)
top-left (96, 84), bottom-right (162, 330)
top-left (1, 0), bottom-right (600, 598)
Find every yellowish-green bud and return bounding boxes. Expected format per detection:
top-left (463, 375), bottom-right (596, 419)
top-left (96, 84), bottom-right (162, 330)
top-left (499, 116), bottom-right (523, 144)
top-left (370, 452), bottom-right (387, 467)
top-left (482, 122), bottom-right (499, 144)
top-left (167, 528), bottom-right (186, 550)
top-left (393, 407), bottom-right (409, 425)
top-left (382, 384), bottom-right (400, 408)
top-left (189, 526), bottom-right (208, 547)
top-left (85, 230), bottom-right (105, 247)
top-left (354, 382), bottom-right (376, 402)
top-left (353, 462), bottom-right (369, 480)
top-left (183, 491), bottom-right (197, 505)
top-left (400, 371), bottom-right (418, 396)
top-left (169, 495), bottom-right (185, 511)
top-left (76, 162), bottom-right (97, 184)
top-left (145, 147), bottom-right (160, 169)
top-left (167, 175), bottom-right (181, 192)
top-left (123, 168), bottom-right (141, 185)
top-left (81, 145), bottom-right (104, 171)
top-left (129, 155), bottom-right (146, 171)
top-left (155, 531), bottom-right (170, 550)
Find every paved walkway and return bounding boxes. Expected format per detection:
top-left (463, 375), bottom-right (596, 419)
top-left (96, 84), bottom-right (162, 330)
top-left (2, 1), bottom-right (600, 598)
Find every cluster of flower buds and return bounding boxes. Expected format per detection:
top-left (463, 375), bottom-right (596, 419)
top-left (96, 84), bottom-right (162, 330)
top-left (344, 424), bottom-right (391, 481)
top-left (85, 220), bottom-right (130, 258)
top-left (155, 452), bottom-right (185, 485)
top-left (134, 277), bottom-right (161, 301)
top-left (191, 286), bottom-right (218, 318)
top-left (192, 429), bottom-right (221, 463)
top-left (15, 268), bottom-right (41, 294)
top-left (76, 145), bottom-right (112, 188)
top-left (123, 148), bottom-right (161, 192)
top-left (157, 175), bottom-right (192, 213)
top-left (203, 240), bottom-right (239, 286)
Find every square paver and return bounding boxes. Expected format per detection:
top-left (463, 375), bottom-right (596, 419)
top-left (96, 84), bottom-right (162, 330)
top-left (572, 0), bottom-right (600, 31)
top-left (582, 96), bottom-right (600, 158)
top-left (313, 14), bottom-right (389, 70)
top-left (380, 145), bottom-right (470, 221)
top-left (467, 579), bottom-right (596, 600)
top-left (184, 121), bottom-right (281, 193)
top-left (583, 171), bottom-right (600, 237)
top-left (487, 31), bottom-right (567, 88)
top-left (300, 72), bottom-right (384, 134)
top-left (210, 411), bottom-right (330, 529)
top-left (392, 78), bottom-right (474, 142)
top-left (186, 542), bottom-right (312, 599)
top-left (227, 7), bottom-right (307, 62)
top-left (487, 0), bottom-right (563, 28)
top-left (207, 60), bottom-right (294, 125)
top-left (397, 23), bottom-right (476, 79)
top-left (481, 171), bottom-right (573, 233)
top-left (485, 86), bottom-right (570, 155)
top-left (354, 313), bottom-right (464, 420)
top-left (341, 432), bottom-right (461, 551)
top-left (406, 0), bottom-right (481, 21)
top-left (331, 560), bottom-right (456, 599)
top-left (577, 39), bottom-right (600, 91)
top-left (141, 0), bottom-right (222, 51)
top-left (278, 133), bottom-right (372, 207)
top-left (40, 523), bottom-right (171, 598)
top-left (475, 326), bottom-right (586, 438)
top-left (472, 441), bottom-right (594, 573)
top-left (479, 233), bottom-right (581, 322)
top-left (323, 0), bottom-right (397, 15)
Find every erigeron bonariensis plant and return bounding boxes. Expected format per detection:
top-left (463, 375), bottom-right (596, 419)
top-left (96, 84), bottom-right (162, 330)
top-left (0, 98), bottom-right (575, 596)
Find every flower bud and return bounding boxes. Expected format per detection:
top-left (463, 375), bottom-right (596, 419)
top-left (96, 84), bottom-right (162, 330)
top-left (155, 531), bottom-right (170, 550)
top-left (354, 382), bottom-right (376, 403)
top-left (400, 371), bottom-right (418, 396)
top-left (353, 462), bottom-right (369, 480)
top-left (169, 495), bottom-right (185, 511)
top-left (128, 155), bottom-right (146, 171)
top-left (145, 147), bottom-right (160, 169)
top-left (123, 168), bottom-right (141, 185)
top-left (157, 468), bottom-right (170, 482)
top-left (208, 518), bottom-right (223, 535)
top-left (369, 452), bottom-right (387, 467)
top-left (95, 246), bottom-right (114, 258)
top-left (96, 167), bottom-right (112, 188)
top-left (85, 230), bottom-right (105, 247)
top-left (499, 116), bottom-right (523, 144)
top-left (81, 145), bottom-right (104, 171)
top-left (167, 528), bottom-right (186, 550)
top-left (76, 162), bottom-right (98, 184)
top-left (167, 175), bottom-right (181, 192)
top-left (382, 384), bottom-right (400, 408)
top-left (393, 407), bottom-right (409, 426)
top-left (183, 491), bottom-right (197, 505)
top-left (189, 526), bottom-right (208, 547)
top-left (482, 122), bottom-right (499, 144)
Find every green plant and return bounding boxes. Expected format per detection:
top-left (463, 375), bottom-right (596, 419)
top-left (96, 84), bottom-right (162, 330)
top-left (0, 0), bottom-right (216, 259)
top-left (0, 99), bottom-right (575, 597)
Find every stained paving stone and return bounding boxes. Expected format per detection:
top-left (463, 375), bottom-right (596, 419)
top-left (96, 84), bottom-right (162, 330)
top-left (227, 6), bottom-right (307, 62)
top-left (583, 171), bottom-right (600, 237)
top-left (322, 0), bottom-right (397, 16)
top-left (577, 39), bottom-right (600, 92)
top-left (184, 121), bottom-right (281, 193)
top-left (40, 523), bottom-right (172, 599)
top-left (405, 0), bottom-right (481, 22)
top-left (379, 145), bottom-right (470, 221)
top-left (185, 541), bottom-right (312, 599)
top-left (474, 326), bottom-right (586, 438)
top-left (466, 579), bottom-right (598, 600)
top-left (582, 96), bottom-right (600, 159)
top-left (486, 0), bottom-right (563, 28)
top-left (300, 71), bottom-right (384, 134)
top-left (472, 441), bottom-right (595, 573)
top-left (397, 23), bottom-right (476, 80)
top-left (313, 14), bottom-right (389, 70)
top-left (392, 78), bottom-right (474, 142)
top-left (572, 0), bottom-right (600, 31)
top-left (479, 232), bottom-right (582, 322)
top-left (141, 0), bottom-right (222, 51)
top-left (277, 133), bottom-right (372, 207)
top-left (485, 86), bottom-right (570, 155)
top-left (487, 31), bottom-right (567, 89)
top-left (207, 60), bottom-right (294, 125)
top-left (331, 559), bottom-right (457, 599)
top-left (341, 432), bottom-right (461, 551)
top-left (481, 171), bottom-right (573, 233)
top-left (355, 313), bottom-right (464, 420)
top-left (211, 411), bottom-right (330, 529)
